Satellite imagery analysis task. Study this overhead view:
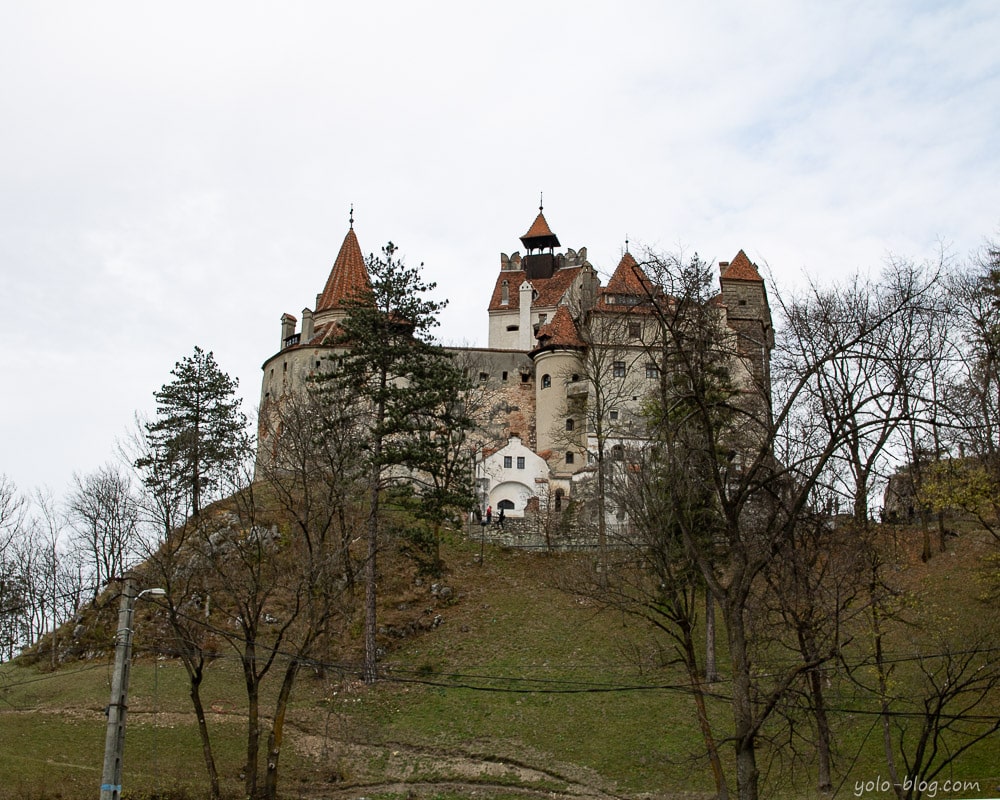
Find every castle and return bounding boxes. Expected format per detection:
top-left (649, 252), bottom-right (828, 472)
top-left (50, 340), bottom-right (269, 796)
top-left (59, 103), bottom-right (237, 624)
top-left (259, 207), bottom-right (772, 522)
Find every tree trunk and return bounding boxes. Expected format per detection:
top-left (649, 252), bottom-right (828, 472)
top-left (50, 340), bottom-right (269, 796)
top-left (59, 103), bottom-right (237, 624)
top-left (872, 606), bottom-right (902, 798)
top-left (338, 504), bottom-right (354, 591)
top-left (792, 624), bottom-right (833, 793)
top-left (705, 588), bottom-right (718, 682)
top-left (727, 605), bottom-right (760, 800)
top-left (596, 449), bottom-right (608, 587)
top-left (243, 659), bottom-right (260, 799)
top-left (263, 659), bottom-right (300, 800)
top-left (680, 612), bottom-right (728, 799)
top-left (363, 475), bottom-right (379, 684)
top-left (189, 664), bottom-right (221, 800)
top-left (811, 669), bottom-right (833, 794)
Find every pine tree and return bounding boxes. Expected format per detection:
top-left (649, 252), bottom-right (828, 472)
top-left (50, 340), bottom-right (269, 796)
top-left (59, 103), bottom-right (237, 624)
top-left (320, 242), bottom-right (470, 682)
top-left (137, 346), bottom-right (249, 516)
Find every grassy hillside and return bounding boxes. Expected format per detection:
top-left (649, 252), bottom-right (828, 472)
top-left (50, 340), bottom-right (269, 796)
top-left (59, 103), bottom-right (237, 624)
top-left (2, 525), bottom-right (998, 800)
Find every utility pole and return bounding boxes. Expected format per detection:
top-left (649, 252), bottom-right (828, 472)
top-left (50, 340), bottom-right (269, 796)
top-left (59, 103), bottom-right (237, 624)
top-left (100, 577), bottom-right (136, 800)
top-left (100, 578), bottom-right (164, 800)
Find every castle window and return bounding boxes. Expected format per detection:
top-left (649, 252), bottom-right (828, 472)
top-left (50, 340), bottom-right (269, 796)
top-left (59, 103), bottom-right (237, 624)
top-left (611, 444), bottom-right (624, 461)
top-left (571, 373), bottom-right (580, 382)
top-left (739, 299), bottom-right (747, 306)
top-left (516, 456), bottom-right (525, 469)
top-left (504, 456), bottom-right (513, 469)
top-left (521, 372), bottom-right (530, 383)
top-left (479, 372), bottom-right (489, 383)
top-left (542, 374), bottom-right (551, 389)
top-left (613, 361), bottom-right (626, 378)
top-left (565, 418), bottom-right (574, 431)
top-left (554, 489), bottom-right (564, 511)
top-left (629, 323), bottom-right (641, 339)
top-left (609, 409), bottom-right (619, 421)
top-left (565, 452), bottom-right (575, 464)
top-left (501, 280), bottom-right (509, 305)
top-left (646, 363), bottom-right (659, 379)
top-left (538, 313), bottom-right (547, 325)
top-left (502, 371), bottom-right (508, 382)
top-left (507, 324), bottom-right (519, 331)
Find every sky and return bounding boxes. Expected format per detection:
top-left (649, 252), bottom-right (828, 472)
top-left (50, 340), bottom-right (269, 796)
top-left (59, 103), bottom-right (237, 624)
top-left (2, 0), bottom-right (999, 499)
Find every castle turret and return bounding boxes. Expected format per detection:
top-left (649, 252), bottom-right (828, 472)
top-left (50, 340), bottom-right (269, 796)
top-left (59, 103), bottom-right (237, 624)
top-left (719, 250), bottom-right (773, 398)
top-left (488, 205), bottom-right (595, 350)
top-left (531, 305), bottom-right (586, 471)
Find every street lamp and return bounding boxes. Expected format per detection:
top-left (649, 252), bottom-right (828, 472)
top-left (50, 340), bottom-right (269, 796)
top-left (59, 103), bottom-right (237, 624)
top-left (99, 578), bottom-right (165, 800)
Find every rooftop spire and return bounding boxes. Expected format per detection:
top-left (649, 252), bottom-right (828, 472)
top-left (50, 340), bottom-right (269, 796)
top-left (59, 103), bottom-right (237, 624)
top-left (520, 200), bottom-right (560, 252)
top-left (316, 218), bottom-right (371, 313)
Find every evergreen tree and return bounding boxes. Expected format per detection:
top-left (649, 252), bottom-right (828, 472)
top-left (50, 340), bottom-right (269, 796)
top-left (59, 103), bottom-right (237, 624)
top-left (137, 346), bottom-right (249, 516)
top-left (321, 242), bottom-right (470, 682)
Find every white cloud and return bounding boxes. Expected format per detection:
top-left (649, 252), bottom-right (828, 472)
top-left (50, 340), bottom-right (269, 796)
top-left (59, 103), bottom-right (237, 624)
top-left (1, 0), bottom-right (998, 493)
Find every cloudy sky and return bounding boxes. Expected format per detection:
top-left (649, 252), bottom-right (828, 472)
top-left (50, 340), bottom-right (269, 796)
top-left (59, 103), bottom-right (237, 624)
top-left (2, 1), bottom-right (998, 497)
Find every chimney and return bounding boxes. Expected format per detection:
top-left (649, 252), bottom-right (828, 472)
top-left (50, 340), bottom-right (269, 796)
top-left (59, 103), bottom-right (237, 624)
top-left (519, 280), bottom-right (534, 351)
top-left (301, 308), bottom-right (315, 342)
top-left (280, 313), bottom-right (297, 348)
top-left (719, 261), bottom-right (730, 276)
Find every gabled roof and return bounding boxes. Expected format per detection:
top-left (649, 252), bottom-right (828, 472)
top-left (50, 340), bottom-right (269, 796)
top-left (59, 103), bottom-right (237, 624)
top-left (488, 266), bottom-right (583, 312)
top-left (721, 250), bottom-right (763, 282)
top-left (316, 227), bottom-right (371, 312)
top-left (519, 210), bottom-right (560, 250)
top-left (534, 305), bottom-right (585, 350)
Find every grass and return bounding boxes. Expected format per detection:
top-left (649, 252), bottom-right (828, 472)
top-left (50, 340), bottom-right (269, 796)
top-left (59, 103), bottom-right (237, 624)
top-left (2, 527), bottom-right (999, 799)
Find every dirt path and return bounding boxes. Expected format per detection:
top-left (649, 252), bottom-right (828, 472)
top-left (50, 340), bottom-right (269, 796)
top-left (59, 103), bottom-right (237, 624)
top-left (292, 735), bottom-right (639, 800)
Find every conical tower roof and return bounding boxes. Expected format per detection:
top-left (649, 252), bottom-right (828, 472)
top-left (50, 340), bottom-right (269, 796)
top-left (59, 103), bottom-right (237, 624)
top-left (316, 221), bottom-right (371, 312)
top-left (534, 305), bottom-right (585, 350)
top-left (519, 206), bottom-right (560, 251)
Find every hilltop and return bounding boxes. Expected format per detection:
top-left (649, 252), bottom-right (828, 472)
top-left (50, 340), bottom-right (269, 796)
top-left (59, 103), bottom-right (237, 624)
top-left (2, 522), bottom-right (999, 800)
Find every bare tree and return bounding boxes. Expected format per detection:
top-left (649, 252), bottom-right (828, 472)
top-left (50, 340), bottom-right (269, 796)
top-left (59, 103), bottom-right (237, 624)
top-left (600, 444), bottom-right (730, 799)
top-left (629, 248), bottom-right (932, 800)
top-left (893, 638), bottom-right (1000, 800)
top-left (67, 464), bottom-right (143, 600)
top-left (0, 476), bottom-right (27, 659)
top-left (564, 293), bottom-right (652, 577)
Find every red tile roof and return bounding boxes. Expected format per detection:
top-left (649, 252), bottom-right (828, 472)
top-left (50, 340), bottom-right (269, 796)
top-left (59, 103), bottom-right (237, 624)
top-left (519, 210), bottom-right (560, 250)
top-left (316, 227), bottom-right (372, 312)
top-left (534, 305), bottom-right (585, 349)
top-left (604, 251), bottom-right (654, 296)
top-left (721, 249), bottom-right (763, 282)
top-left (523, 211), bottom-right (555, 240)
top-left (488, 266), bottom-right (583, 312)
